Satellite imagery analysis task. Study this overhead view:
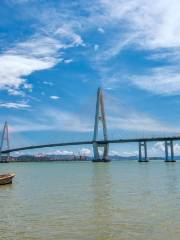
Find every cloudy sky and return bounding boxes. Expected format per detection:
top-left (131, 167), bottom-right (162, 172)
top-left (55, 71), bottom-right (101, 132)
top-left (1, 0), bottom-right (180, 156)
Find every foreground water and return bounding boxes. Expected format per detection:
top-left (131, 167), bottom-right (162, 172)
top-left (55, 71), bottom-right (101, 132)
top-left (1, 161), bottom-right (180, 240)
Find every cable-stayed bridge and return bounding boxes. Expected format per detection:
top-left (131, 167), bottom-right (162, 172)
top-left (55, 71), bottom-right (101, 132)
top-left (0, 88), bottom-right (179, 162)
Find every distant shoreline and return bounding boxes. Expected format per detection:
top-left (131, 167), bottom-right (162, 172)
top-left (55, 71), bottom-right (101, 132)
top-left (1, 154), bottom-right (178, 163)
top-left (0, 160), bottom-right (91, 163)
top-left (1, 158), bottom-right (174, 163)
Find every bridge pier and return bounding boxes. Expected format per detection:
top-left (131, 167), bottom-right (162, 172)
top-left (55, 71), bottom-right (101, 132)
top-left (164, 140), bottom-right (175, 162)
top-left (138, 141), bottom-right (148, 162)
top-left (93, 142), bottom-right (110, 162)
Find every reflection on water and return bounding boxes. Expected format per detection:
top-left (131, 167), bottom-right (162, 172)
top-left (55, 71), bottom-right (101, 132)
top-left (91, 163), bottom-right (113, 239)
top-left (1, 161), bottom-right (180, 239)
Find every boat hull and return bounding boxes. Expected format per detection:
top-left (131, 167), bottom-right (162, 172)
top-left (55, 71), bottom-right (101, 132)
top-left (0, 174), bottom-right (15, 185)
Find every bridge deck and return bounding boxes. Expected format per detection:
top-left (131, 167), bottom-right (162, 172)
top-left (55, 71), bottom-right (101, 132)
top-left (1, 136), bottom-right (180, 154)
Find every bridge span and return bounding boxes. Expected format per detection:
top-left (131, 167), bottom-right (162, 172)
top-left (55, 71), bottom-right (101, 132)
top-left (0, 88), bottom-right (179, 162)
top-left (1, 136), bottom-right (180, 162)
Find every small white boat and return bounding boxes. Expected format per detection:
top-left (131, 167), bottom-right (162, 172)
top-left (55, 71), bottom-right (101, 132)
top-left (0, 173), bottom-right (15, 185)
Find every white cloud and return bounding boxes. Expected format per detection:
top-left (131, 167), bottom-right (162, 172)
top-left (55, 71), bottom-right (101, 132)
top-left (99, 0), bottom-right (180, 50)
top-left (46, 150), bottom-right (74, 156)
top-left (0, 53), bottom-right (55, 90)
top-left (98, 27), bottom-right (105, 33)
top-left (8, 0), bottom-right (180, 96)
top-left (117, 142), bottom-right (180, 157)
top-left (130, 67), bottom-right (180, 95)
top-left (86, 0), bottom-right (180, 95)
top-left (7, 98), bottom-right (180, 138)
top-left (145, 142), bottom-right (180, 156)
top-left (36, 148), bottom-right (92, 156)
top-left (79, 148), bottom-right (92, 156)
top-left (0, 28), bottom-right (83, 95)
top-left (151, 142), bottom-right (165, 156)
top-left (121, 151), bottom-right (138, 157)
top-left (9, 107), bottom-right (93, 133)
top-left (108, 114), bottom-right (180, 133)
top-left (174, 144), bottom-right (180, 155)
top-left (7, 88), bottom-right (25, 96)
top-left (50, 96), bottom-right (60, 100)
top-left (150, 142), bottom-right (180, 156)
top-left (105, 94), bottom-right (180, 135)
top-left (43, 81), bottom-right (53, 86)
top-left (44, 108), bottom-right (92, 133)
top-left (94, 44), bottom-right (99, 51)
top-left (55, 27), bottom-right (84, 46)
top-left (64, 59), bottom-right (73, 64)
top-left (110, 150), bottom-right (120, 156)
top-left (14, 36), bottom-right (63, 57)
top-left (0, 101), bottom-right (30, 109)
top-left (6, 0), bottom-right (180, 98)
top-left (0, 37), bottom-right (60, 95)
top-left (146, 142), bottom-right (163, 157)
top-left (95, 32), bottom-right (137, 61)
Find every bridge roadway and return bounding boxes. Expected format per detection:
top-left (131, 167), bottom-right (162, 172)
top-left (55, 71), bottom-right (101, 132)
top-left (1, 136), bottom-right (180, 154)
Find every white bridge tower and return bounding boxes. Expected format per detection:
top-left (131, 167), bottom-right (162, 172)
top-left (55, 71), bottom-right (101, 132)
top-left (92, 88), bottom-right (110, 162)
top-left (0, 121), bottom-right (10, 162)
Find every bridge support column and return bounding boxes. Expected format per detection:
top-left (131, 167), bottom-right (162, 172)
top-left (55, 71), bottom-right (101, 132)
top-left (93, 142), bottom-right (109, 162)
top-left (0, 121), bottom-right (10, 162)
top-left (92, 88), bottom-right (110, 162)
top-left (164, 140), bottom-right (175, 162)
top-left (138, 141), bottom-right (148, 162)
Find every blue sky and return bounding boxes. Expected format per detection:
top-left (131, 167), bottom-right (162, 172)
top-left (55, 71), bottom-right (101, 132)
top-left (1, 0), bottom-right (180, 157)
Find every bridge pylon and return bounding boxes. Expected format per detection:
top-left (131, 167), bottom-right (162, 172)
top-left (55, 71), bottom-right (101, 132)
top-left (92, 88), bottom-right (110, 162)
top-left (164, 140), bottom-right (176, 162)
top-left (0, 121), bottom-right (10, 162)
top-left (138, 141), bottom-right (148, 162)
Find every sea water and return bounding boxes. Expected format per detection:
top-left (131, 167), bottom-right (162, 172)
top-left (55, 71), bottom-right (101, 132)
top-left (0, 161), bottom-right (180, 240)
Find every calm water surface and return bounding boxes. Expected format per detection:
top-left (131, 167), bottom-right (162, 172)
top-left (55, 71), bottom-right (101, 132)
top-left (1, 161), bottom-right (180, 240)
